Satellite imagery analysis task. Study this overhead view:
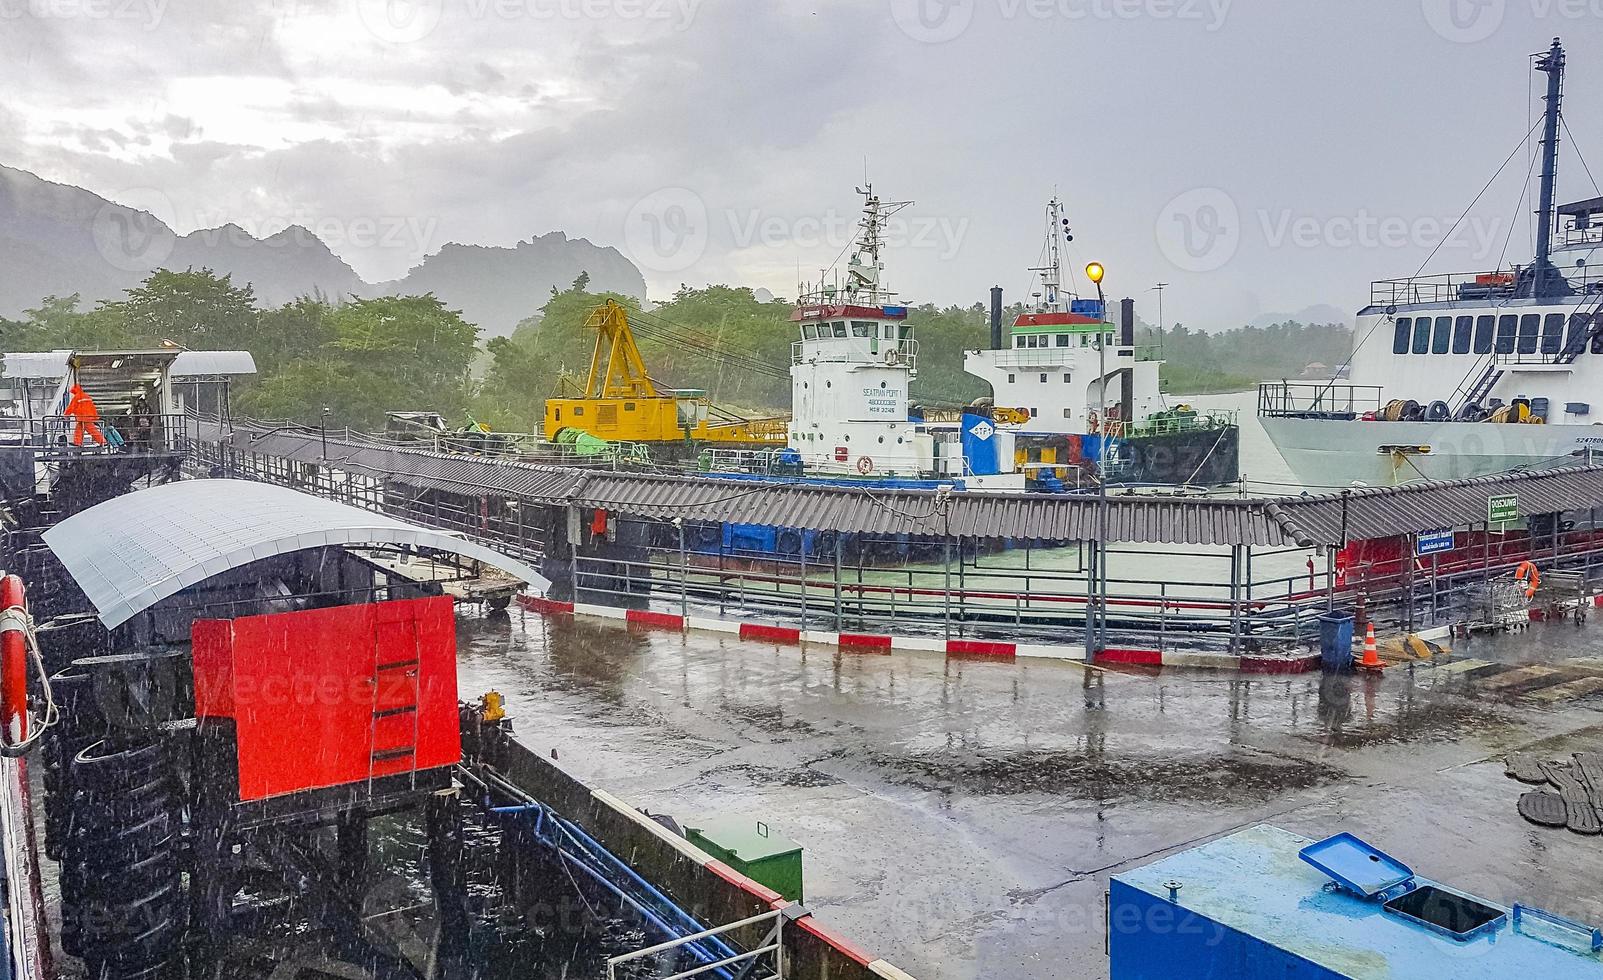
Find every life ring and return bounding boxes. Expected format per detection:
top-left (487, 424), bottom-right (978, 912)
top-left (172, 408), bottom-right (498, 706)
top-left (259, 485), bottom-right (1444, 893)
top-left (0, 575), bottom-right (25, 747)
top-left (856, 456), bottom-right (874, 475)
top-left (1515, 560), bottom-right (1540, 600)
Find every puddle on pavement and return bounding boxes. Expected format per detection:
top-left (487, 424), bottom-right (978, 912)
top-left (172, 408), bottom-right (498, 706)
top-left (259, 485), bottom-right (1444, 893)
top-left (870, 748), bottom-right (1344, 802)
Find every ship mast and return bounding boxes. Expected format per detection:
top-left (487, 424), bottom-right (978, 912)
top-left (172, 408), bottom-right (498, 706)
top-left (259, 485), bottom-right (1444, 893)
top-left (842, 182), bottom-right (911, 306)
top-left (1528, 37), bottom-right (1571, 299)
top-left (1027, 197), bottom-right (1073, 313)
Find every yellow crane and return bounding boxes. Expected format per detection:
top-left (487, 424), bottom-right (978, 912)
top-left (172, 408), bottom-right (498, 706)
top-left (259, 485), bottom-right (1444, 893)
top-left (544, 301), bottom-right (788, 446)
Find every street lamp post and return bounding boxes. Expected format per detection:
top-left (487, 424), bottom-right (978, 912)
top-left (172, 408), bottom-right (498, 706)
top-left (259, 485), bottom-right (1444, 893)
top-left (1086, 262), bottom-right (1108, 658)
top-left (319, 407), bottom-right (331, 460)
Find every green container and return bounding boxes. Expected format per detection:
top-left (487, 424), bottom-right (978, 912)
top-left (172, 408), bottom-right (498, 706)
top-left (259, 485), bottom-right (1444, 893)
top-left (685, 817), bottom-right (804, 903)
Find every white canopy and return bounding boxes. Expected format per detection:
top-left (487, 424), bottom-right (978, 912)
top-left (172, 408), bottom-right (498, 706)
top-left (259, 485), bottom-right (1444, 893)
top-left (43, 479), bottom-right (549, 628)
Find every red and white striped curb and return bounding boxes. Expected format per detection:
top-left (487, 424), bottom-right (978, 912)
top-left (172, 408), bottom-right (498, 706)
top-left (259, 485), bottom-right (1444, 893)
top-left (516, 595), bottom-right (1326, 672)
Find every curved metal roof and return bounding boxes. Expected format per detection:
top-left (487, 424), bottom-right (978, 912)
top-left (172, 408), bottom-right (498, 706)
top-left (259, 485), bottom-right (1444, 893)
top-left (42, 479), bottom-right (549, 628)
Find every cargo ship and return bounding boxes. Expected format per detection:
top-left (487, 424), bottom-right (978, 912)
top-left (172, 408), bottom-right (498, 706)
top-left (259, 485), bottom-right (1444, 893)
top-left (1259, 39), bottom-right (1603, 489)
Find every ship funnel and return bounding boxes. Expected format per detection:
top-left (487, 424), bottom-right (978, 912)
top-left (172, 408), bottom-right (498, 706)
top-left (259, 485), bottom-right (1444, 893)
top-left (990, 286), bottom-right (1004, 350)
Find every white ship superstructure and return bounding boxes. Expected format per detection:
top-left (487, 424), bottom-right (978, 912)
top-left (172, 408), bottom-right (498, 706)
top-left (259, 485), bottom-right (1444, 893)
top-left (1261, 39), bottom-right (1603, 488)
top-left (785, 185), bottom-right (1023, 487)
top-left (964, 198), bottom-right (1163, 437)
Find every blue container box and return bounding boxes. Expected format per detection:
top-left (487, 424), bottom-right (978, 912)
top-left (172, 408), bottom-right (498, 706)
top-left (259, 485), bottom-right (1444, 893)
top-left (1110, 825), bottom-right (1603, 979)
top-left (1318, 612), bottom-right (1355, 671)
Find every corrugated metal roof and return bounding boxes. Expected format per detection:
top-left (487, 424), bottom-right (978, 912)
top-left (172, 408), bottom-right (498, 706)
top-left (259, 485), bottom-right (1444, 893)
top-left (42, 478), bottom-right (550, 628)
top-left (171, 350), bottom-right (257, 379)
top-left (0, 351), bottom-right (71, 379)
top-left (205, 420), bottom-right (1603, 548)
top-left (3, 350), bottom-right (257, 381)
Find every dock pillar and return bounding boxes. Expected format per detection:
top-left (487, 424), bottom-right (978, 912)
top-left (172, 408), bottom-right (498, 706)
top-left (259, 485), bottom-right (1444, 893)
top-left (427, 787), bottom-right (472, 964)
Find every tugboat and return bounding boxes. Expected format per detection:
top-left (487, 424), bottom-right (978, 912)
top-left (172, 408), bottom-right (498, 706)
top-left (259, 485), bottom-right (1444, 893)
top-left (962, 197), bottom-right (1241, 489)
top-left (714, 186), bottom-right (1239, 493)
top-left (780, 183), bottom-right (1026, 489)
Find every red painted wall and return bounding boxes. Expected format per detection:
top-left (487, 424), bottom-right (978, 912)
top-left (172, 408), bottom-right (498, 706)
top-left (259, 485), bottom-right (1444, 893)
top-left (192, 596), bottom-right (461, 801)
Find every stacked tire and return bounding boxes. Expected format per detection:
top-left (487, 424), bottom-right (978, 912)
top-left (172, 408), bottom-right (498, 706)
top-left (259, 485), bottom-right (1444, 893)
top-left (61, 738), bottom-right (182, 979)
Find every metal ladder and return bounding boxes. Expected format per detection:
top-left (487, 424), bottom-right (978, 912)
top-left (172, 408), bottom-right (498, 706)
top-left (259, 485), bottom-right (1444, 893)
top-left (1554, 291), bottom-right (1603, 364)
top-left (368, 619), bottom-right (422, 784)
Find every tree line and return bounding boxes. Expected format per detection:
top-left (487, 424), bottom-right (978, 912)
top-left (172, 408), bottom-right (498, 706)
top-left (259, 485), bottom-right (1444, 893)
top-left (1, 267), bottom-right (1353, 432)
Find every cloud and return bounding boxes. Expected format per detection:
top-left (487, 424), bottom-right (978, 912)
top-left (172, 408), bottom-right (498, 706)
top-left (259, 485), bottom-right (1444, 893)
top-left (2, 0), bottom-right (1597, 325)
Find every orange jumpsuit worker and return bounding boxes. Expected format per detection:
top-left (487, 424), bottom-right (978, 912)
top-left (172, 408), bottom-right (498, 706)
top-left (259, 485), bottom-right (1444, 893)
top-left (64, 384), bottom-right (106, 447)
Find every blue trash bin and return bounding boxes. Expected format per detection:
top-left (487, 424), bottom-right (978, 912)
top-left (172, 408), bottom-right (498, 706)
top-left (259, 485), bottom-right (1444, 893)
top-left (1318, 613), bottom-right (1355, 671)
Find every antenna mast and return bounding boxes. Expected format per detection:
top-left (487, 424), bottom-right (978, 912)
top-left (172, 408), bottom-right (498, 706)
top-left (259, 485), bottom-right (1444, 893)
top-left (1529, 37), bottom-right (1571, 298)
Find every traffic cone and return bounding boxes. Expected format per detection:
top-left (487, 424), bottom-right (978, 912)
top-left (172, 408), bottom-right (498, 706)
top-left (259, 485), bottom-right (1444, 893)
top-left (1358, 622), bottom-right (1383, 672)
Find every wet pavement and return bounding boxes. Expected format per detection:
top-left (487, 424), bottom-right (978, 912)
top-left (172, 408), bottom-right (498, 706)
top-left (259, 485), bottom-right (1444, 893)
top-left (456, 609), bottom-right (1603, 980)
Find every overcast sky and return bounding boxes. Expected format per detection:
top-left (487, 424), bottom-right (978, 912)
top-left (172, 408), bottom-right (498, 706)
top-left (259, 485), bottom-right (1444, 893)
top-left (2, 0), bottom-right (1600, 328)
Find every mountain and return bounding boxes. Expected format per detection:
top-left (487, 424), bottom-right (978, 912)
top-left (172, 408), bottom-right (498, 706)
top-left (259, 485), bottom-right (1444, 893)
top-left (0, 165), bottom-right (647, 336)
top-left (381, 235), bottom-right (645, 337)
top-left (1249, 304), bottom-right (1351, 328)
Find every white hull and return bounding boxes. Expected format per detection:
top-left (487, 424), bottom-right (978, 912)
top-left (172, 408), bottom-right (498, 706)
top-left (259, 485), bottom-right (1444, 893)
top-left (1259, 416), bottom-right (1603, 489)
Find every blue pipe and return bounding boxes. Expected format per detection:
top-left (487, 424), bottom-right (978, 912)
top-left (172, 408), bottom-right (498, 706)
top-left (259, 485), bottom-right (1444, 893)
top-left (489, 801), bottom-right (737, 974)
top-left (555, 817), bottom-right (742, 962)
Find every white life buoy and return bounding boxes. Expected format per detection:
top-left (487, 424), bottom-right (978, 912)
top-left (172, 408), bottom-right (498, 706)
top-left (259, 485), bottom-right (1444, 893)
top-left (856, 456), bottom-right (875, 475)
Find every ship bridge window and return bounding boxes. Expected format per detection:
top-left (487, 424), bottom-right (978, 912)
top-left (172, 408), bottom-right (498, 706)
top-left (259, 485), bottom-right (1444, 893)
top-left (1393, 318), bottom-right (1412, 354)
top-left (802, 323), bottom-right (818, 340)
top-left (1412, 317), bottom-right (1431, 354)
top-left (1453, 316), bottom-right (1473, 354)
top-left (832, 322), bottom-right (848, 338)
top-left (1518, 313), bottom-right (1540, 354)
top-left (1432, 316), bottom-right (1452, 354)
top-left (884, 324), bottom-right (897, 338)
top-left (1474, 315), bottom-right (1494, 354)
top-left (1015, 336), bottom-right (1025, 348)
top-left (1057, 334), bottom-right (1070, 347)
top-left (851, 320), bottom-right (875, 337)
top-left (1543, 313), bottom-right (1566, 355)
top-left (1496, 314), bottom-right (1517, 353)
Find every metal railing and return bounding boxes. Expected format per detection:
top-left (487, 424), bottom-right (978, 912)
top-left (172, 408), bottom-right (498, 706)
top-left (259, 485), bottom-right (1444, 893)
top-left (1257, 382), bottom-right (1384, 419)
top-left (607, 908), bottom-right (785, 980)
top-left (0, 412), bottom-right (194, 456)
top-left (1370, 267), bottom-right (1603, 307)
top-left (791, 339), bottom-right (918, 371)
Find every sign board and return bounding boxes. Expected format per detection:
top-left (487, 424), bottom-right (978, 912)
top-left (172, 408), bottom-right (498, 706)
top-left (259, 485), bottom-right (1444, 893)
top-left (1416, 529), bottom-right (1455, 557)
top-left (1488, 493), bottom-right (1519, 524)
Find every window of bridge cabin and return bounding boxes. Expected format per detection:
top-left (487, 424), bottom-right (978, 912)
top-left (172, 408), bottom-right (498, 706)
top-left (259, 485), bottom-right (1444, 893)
top-left (1015, 336), bottom-right (1025, 348)
top-left (1057, 335), bottom-right (1070, 347)
top-left (1518, 314), bottom-right (1539, 354)
top-left (832, 322), bottom-right (848, 338)
top-left (1394, 318), bottom-right (1412, 354)
top-left (802, 323), bottom-right (817, 339)
top-left (1412, 317), bottom-right (1431, 354)
top-left (1452, 316), bottom-right (1472, 354)
top-left (1431, 316), bottom-right (1452, 354)
top-left (850, 321), bottom-right (874, 337)
top-left (1496, 314), bottom-right (1517, 353)
top-left (1473, 315), bottom-right (1494, 354)
top-left (1542, 313), bottom-right (1566, 355)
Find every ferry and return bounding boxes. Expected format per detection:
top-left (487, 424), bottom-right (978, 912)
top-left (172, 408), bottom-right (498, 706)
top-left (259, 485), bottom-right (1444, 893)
top-left (1259, 38), bottom-right (1603, 489)
top-left (717, 187), bottom-right (1240, 492)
